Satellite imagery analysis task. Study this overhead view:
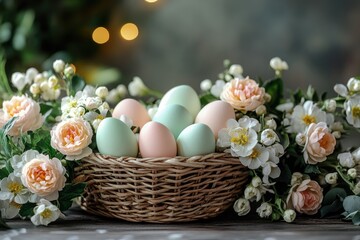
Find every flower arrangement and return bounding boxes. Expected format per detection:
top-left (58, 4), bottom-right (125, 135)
top-left (0, 55), bottom-right (359, 227)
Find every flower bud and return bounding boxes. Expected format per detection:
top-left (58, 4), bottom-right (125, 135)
top-left (256, 105), bottom-right (267, 115)
top-left (95, 86), bottom-right (109, 99)
top-left (200, 79), bottom-right (212, 91)
top-left (330, 121), bottom-right (344, 132)
top-left (264, 93), bottom-right (272, 103)
top-left (256, 202), bottom-right (272, 218)
top-left (347, 77), bottom-right (360, 92)
top-left (34, 73), bottom-right (46, 83)
top-left (261, 129), bottom-right (278, 146)
top-left (48, 76), bottom-right (58, 88)
top-left (347, 168), bottom-right (357, 179)
top-left (332, 131), bottom-right (341, 139)
top-left (228, 64), bottom-right (243, 77)
top-left (283, 209), bottom-right (296, 223)
top-left (270, 57), bottom-right (288, 71)
top-left (325, 172), bottom-right (338, 185)
top-left (40, 81), bottom-right (50, 91)
top-left (265, 119), bottom-right (277, 130)
top-left (291, 172), bottom-right (303, 186)
top-left (30, 84), bottom-right (41, 95)
top-left (11, 72), bottom-right (26, 91)
top-left (295, 133), bottom-right (306, 146)
top-left (53, 60), bottom-right (65, 73)
top-left (338, 152), bottom-right (355, 168)
top-left (251, 176), bottom-right (262, 188)
top-left (64, 66), bottom-right (75, 78)
top-left (353, 182), bottom-right (360, 195)
top-left (233, 198), bottom-right (251, 216)
top-left (325, 99), bottom-right (337, 112)
top-left (25, 68), bottom-right (39, 83)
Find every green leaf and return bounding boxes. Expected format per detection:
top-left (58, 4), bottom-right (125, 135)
top-left (320, 198), bottom-right (343, 218)
top-left (304, 165), bottom-right (321, 174)
top-left (69, 75), bottom-right (86, 96)
top-left (343, 195), bottom-right (360, 214)
top-left (199, 93), bottom-right (218, 106)
top-left (0, 166), bottom-right (9, 178)
top-left (58, 183), bottom-right (86, 211)
top-left (0, 217), bottom-right (11, 230)
top-left (0, 117), bottom-right (17, 158)
top-left (352, 211), bottom-right (360, 226)
top-left (263, 78), bottom-right (283, 108)
top-left (323, 188), bottom-right (347, 206)
top-left (19, 202), bottom-right (36, 218)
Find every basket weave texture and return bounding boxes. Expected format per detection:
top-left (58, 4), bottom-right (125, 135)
top-left (75, 152), bottom-right (248, 223)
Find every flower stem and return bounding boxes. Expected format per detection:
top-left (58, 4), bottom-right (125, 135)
top-left (147, 89), bottom-right (163, 99)
top-left (335, 165), bottom-right (354, 189)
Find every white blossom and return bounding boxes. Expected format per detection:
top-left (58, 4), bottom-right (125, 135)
top-left (270, 57), bottom-right (289, 74)
top-left (200, 79), bottom-right (212, 91)
top-left (30, 83), bottom-right (41, 95)
top-left (244, 185), bottom-right (262, 202)
top-left (210, 80), bottom-right (226, 98)
top-left (325, 172), bottom-right (338, 185)
top-left (255, 105), bottom-right (267, 115)
top-left (344, 96), bottom-right (360, 128)
top-left (0, 173), bottom-right (30, 204)
top-left (325, 99), bottom-right (337, 112)
top-left (53, 60), bottom-right (65, 73)
top-left (352, 147), bottom-right (360, 163)
top-left (260, 129), bottom-right (279, 146)
top-left (333, 84), bottom-right (348, 97)
top-left (228, 64), bottom-right (243, 78)
top-left (251, 176), bottom-right (262, 188)
top-left (353, 182), bottom-right (360, 195)
top-left (128, 76), bottom-right (148, 97)
top-left (95, 86), bottom-right (109, 99)
top-left (48, 76), bottom-right (58, 88)
top-left (64, 66), bottom-right (75, 78)
top-left (295, 133), bottom-right (306, 146)
top-left (233, 198), bottom-right (250, 216)
top-left (338, 152), bottom-right (355, 168)
top-left (330, 121), bottom-right (344, 132)
top-left (332, 131), bottom-right (341, 139)
top-left (11, 72), bottom-right (26, 91)
top-left (30, 199), bottom-right (63, 226)
top-left (291, 172), bottom-right (303, 186)
top-left (0, 200), bottom-right (21, 219)
top-left (265, 119), bottom-right (277, 130)
top-left (276, 102), bottom-right (294, 113)
top-left (283, 209), bottom-right (296, 223)
top-left (347, 168), bottom-right (357, 179)
top-left (256, 202), bottom-right (272, 218)
top-left (347, 77), bottom-right (360, 92)
top-left (240, 144), bottom-right (269, 170)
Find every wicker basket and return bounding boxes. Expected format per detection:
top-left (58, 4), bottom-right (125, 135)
top-left (75, 152), bottom-right (248, 223)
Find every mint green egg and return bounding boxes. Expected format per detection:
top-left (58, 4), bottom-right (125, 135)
top-left (153, 104), bottom-right (193, 139)
top-left (158, 85), bottom-right (201, 120)
top-left (96, 118), bottom-right (138, 157)
top-left (177, 123), bottom-right (215, 157)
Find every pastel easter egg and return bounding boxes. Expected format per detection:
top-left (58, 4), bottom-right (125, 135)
top-left (195, 100), bottom-right (235, 138)
top-left (112, 98), bottom-right (151, 128)
top-left (158, 85), bottom-right (201, 120)
top-left (177, 123), bottom-right (215, 157)
top-left (96, 117), bottom-right (138, 157)
top-left (139, 121), bottom-right (177, 158)
top-left (153, 104), bottom-right (193, 138)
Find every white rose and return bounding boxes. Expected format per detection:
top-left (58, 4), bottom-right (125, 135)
top-left (233, 198), bottom-right (250, 216)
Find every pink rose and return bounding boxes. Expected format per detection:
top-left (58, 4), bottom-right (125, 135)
top-left (220, 77), bottom-right (266, 112)
top-left (287, 179), bottom-right (323, 215)
top-left (51, 118), bottom-right (93, 160)
top-left (21, 154), bottom-right (66, 201)
top-left (0, 95), bottom-right (43, 136)
top-left (304, 122), bottom-right (336, 164)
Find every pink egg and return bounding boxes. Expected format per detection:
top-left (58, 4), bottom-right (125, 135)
top-left (139, 122), bottom-right (177, 158)
top-left (112, 98), bottom-right (151, 128)
top-left (195, 100), bottom-right (235, 138)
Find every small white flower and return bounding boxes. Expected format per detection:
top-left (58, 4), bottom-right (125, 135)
top-left (291, 172), bottom-right (303, 186)
top-left (347, 168), bottom-right (357, 179)
top-left (30, 199), bottom-right (63, 226)
top-left (330, 121), bottom-right (344, 132)
top-left (200, 79), bottom-right (212, 91)
top-left (325, 172), bottom-right (338, 185)
top-left (332, 131), bottom-right (341, 139)
top-left (0, 200), bottom-right (21, 219)
top-left (64, 66), bottom-right (75, 78)
top-left (256, 202), bottom-right (272, 218)
top-left (40, 81), bottom-right (50, 91)
top-left (347, 77), bottom-right (360, 92)
top-left (256, 105), bottom-right (267, 115)
top-left (240, 144), bottom-right (269, 170)
top-left (262, 159), bottom-right (281, 184)
top-left (53, 60), bottom-right (65, 73)
top-left (333, 84), bottom-right (348, 97)
top-left (41, 88), bottom-right (61, 101)
top-left (270, 57), bottom-right (289, 73)
top-left (338, 152), bottom-right (355, 168)
top-left (106, 89), bottom-right (120, 104)
top-left (148, 106), bottom-right (158, 119)
top-left (25, 67), bottom-right (38, 84)
top-left (48, 76), bottom-right (58, 88)
top-left (352, 147), bottom-right (360, 163)
top-left (264, 93), bottom-right (272, 103)
top-left (325, 99), bottom-right (337, 112)
top-left (295, 133), bottom-right (306, 146)
top-left (0, 173), bottom-right (30, 204)
top-left (265, 119), bottom-right (277, 130)
top-left (251, 176), bottom-right (262, 188)
top-left (260, 129), bottom-right (279, 146)
top-left (116, 84), bottom-right (128, 97)
top-left (224, 74), bottom-right (233, 81)
top-left (238, 116), bottom-right (261, 132)
top-left (283, 209), bottom-right (296, 223)
top-left (11, 72), bottom-right (26, 91)
top-left (83, 97), bottom-right (102, 110)
top-left (276, 102), bottom-right (294, 112)
top-left (95, 86), bottom-right (109, 99)
top-left (352, 182), bottom-right (360, 195)
top-left (119, 114), bottom-right (133, 128)
top-left (344, 96), bottom-right (360, 128)
top-left (210, 80), bottom-right (226, 97)
top-left (34, 73), bottom-right (46, 83)
top-left (10, 150), bottom-right (39, 177)
top-left (128, 76), bottom-right (148, 97)
top-left (92, 119), bottom-right (102, 131)
top-left (233, 198), bottom-right (250, 216)
top-left (244, 185), bottom-right (261, 202)
top-left (30, 83), bottom-right (41, 95)
top-left (228, 64), bottom-right (243, 78)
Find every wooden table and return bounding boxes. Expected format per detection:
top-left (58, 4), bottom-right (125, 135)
top-left (2, 206), bottom-right (359, 240)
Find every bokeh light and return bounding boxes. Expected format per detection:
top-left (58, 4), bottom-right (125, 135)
top-left (145, 0), bottom-right (158, 3)
top-left (120, 23), bottom-right (139, 41)
top-left (92, 27), bottom-right (110, 44)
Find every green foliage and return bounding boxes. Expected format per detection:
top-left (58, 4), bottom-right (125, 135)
top-left (58, 183), bottom-right (86, 211)
top-left (263, 78), bottom-right (283, 108)
top-left (0, 117), bottom-right (18, 160)
top-left (343, 195), bottom-right (360, 214)
top-left (304, 165), bottom-right (321, 174)
top-left (320, 188), bottom-right (347, 218)
top-left (19, 202), bottom-right (36, 218)
top-left (69, 75), bottom-right (86, 96)
top-left (199, 92), bottom-right (218, 107)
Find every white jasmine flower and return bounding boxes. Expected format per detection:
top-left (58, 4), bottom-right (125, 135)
top-left (0, 200), bottom-right (21, 219)
top-left (276, 102), bottom-right (294, 112)
top-left (83, 97), bottom-right (102, 110)
top-left (347, 77), bottom-right (360, 92)
top-left (238, 116), bottom-right (261, 132)
top-left (295, 133), bottom-right (306, 146)
top-left (332, 131), bottom-right (341, 139)
top-left (325, 99), bottom-right (337, 112)
top-left (291, 172), bottom-right (303, 186)
top-left (262, 160), bottom-right (281, 184)
top-left (265, 119), bottom-right (277, 130)
top-left (30, 199), bottom-right (63, 226)
top-left (333, 84), bottom-right (348, 97)
top-left (288, 101), bottom-right (326, 133)
top-left (244, 185), bottom-right (262, 202)
top-left (251, 176), bottom-right (262, 188)
top-left (0, 173), bottom-right (30, 204)
top-left (260, 129), bottom-right (279, 146)
top-left (283, 209), bottom-right (296, 223)
top-left (34, 73), bottom-right (46, 83)
top-left (200, 79), bottom-right (212, 91)
top-left (338, 152), bottom-right (355, 168)
top-left (325, 172), bottom-right (338, 185)
top-left (210, 80), bottom-right (226, 97)
top-left (95, 86), bottom-right (109, 99)
top-left (255, 105), bottom-right (267, 115)
top-left (41, 87), bottom-right (61, 101)
top-left (256, 202), bottom-right (272, 218)
top-left (233, 198), bottom-right (250, 216)
top-left (48, 76), bottom-right (58, 88)
top-left (64, 66), bottom-right (75, 78)
top-left (344, 96), bottom-right (360, 128)
top-left (25, 67), bottom-right (38, 84)
top-left (53, 60), bottom-right (65, 73)
top-left (347, 168), bottom-right (357, 179)
top-left (240, 144), bottom-right (269, 170)
top-left (128, 76), bottom-right (148, 97)
top-left (352, 182), bottom-right (360, 195)
top-left (30, 83), bottom-right (41, 95)
top-left (228, 64), bottom-right (243, 78)
top-left (11, 72), bottom-right (26, 91)
top-left (119, 114), bottom-right (133, 128)
top-left (270, 57), bottom-right (289, 76)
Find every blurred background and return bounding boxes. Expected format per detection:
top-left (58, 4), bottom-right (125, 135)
top-left (1, 0), bottom-right (360, 95)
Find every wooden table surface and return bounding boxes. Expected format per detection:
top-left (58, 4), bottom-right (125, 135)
top-left (2, 206), bottom-right (359, 240)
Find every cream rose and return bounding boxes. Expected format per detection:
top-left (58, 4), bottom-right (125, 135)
top-left (0, 95), bottom-right (44, 136)
top-left (220, 77), bottom-right (266, 112)
top-left (21, 155), bottom-right (66, 201)
top-left (51, 118), bottom-right (93, 160)
top-left (304, 122), bottom-right (336, 164)
top-left (286, 179), bottom-right (323, 215)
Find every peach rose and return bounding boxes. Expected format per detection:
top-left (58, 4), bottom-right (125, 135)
top-left (21, 154), bottom-right (66, 201)
top-left (0, 95), bottom-right (44, 136)
top-left (304, 122), bottom-right (336, 164)
top-left (286, 179), bottom-right (323, 215)
top-left (220, 77), bottom-right (266, 112)
top-left (51, 118), bottom-right (93, 160)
